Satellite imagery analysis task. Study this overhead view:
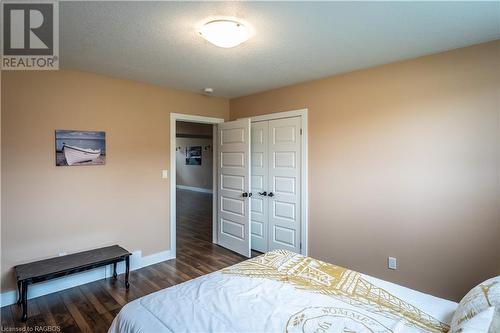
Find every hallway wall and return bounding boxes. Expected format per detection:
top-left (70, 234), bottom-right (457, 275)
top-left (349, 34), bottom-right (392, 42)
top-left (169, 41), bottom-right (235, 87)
top-left (175, 122), bottom-right (213, 191)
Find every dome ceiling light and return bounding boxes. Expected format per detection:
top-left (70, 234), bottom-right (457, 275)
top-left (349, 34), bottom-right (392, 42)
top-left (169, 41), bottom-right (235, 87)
top-left (198, 19), bottom-right (251, 48)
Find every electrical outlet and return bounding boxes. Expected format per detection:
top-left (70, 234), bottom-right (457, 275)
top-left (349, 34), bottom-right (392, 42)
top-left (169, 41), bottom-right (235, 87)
top-left (388, 257), bottom-right (397, 270)
top-left (162, 170), bottom-right (168, 179)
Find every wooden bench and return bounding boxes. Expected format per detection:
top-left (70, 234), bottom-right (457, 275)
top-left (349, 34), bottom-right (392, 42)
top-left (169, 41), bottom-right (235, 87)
top-left (14, 245), bottom-right (131, 321)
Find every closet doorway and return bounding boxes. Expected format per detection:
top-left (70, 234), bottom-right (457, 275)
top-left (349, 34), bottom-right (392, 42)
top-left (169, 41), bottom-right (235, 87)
top-left (250, 116), bottom-right (303, 253)
top-left (214, 109), bottom-right (308, 257)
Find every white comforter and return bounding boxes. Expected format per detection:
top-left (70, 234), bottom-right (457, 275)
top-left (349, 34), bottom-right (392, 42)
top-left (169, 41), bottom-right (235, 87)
top-left (109, 251), bottom-right (457, 333)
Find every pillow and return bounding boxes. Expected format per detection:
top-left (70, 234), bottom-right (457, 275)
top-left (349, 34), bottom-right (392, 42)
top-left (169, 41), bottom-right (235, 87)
top-left (451, 306), bottom-right (498, 332)
top-left (450, 276), bottom-right (500, 332)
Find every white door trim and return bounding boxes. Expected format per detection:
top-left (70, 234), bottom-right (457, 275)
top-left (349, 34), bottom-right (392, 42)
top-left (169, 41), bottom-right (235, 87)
top-left (169, 113), bottom-right (225, 258)
top-left (248, 109), bottom-right (308, 256)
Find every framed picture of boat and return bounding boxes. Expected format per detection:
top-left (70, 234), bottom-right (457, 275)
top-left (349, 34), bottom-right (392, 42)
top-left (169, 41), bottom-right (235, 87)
top-left (55, 130), bottom-right (106, 166)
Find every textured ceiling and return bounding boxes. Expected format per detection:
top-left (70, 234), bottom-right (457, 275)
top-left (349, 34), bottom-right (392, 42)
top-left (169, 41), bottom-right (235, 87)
top-left (60, 2), bottom-right (500, 98)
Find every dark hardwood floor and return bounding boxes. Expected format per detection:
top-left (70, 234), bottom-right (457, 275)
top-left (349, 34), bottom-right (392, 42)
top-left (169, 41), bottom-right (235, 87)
top-left (1, 189), bottom-right (250, 332)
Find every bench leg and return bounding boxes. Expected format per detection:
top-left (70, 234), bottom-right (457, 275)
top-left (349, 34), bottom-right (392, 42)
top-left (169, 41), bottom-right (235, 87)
top-left (17, 280), bottom-right (22, 305)
top-left (113, 262), bottom-right (117, 280)
top-left (125, 256), bottom-right (130, 289)
top-left (21, 281), bottom-right (28, 321)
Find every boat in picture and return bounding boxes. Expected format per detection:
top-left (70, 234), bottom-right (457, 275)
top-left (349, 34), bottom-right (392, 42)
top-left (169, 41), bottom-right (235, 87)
top-left (63, 144), bottom-right (101, 165)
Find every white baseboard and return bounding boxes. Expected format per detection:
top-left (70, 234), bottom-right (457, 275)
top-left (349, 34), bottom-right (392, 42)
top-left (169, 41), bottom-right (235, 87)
top-left (176, 185), bottom-right (213, 193)
top-left (0, 249), bottom-right (174, 307)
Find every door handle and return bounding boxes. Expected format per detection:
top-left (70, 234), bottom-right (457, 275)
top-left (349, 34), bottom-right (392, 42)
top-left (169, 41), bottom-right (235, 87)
top-left (268, 192), bottom-right (274, 197)
top-left (242, 192), bottom-right (248, 197)
top-left (259, 191), bottom-right (267, 196)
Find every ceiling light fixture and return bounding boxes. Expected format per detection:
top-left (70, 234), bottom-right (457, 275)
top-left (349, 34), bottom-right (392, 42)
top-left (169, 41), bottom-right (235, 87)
top-left (198, 19), bottom-right (251, 48)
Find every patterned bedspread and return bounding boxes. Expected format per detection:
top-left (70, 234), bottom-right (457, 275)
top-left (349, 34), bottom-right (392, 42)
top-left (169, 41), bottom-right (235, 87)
top-left (109, 250), bottom-right (457, 333)
top-left (223, 250), bottom-right (453, 333)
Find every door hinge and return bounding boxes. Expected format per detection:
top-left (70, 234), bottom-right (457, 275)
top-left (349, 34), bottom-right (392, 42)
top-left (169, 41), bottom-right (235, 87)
top-left (300, 128), bottom-right (302, 135)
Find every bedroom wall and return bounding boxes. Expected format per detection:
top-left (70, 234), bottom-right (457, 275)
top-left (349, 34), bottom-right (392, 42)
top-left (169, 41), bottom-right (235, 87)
top-left (1, 69), bottom-right (229, 292)
top-left (230, 40), bottom-right (500, 301)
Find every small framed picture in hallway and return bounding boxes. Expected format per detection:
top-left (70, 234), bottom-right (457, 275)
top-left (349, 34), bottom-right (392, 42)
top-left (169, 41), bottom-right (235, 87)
top-left (186, 146), bottom-right (202, 165)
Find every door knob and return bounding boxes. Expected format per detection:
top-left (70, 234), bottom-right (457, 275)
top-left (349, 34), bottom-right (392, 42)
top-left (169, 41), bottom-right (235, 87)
top-left (268, 192), bottom-right (274, 197)
top-left (242, 192), bottom-right (249, 197)
top-left (259, 191), bottom-right (267, 196)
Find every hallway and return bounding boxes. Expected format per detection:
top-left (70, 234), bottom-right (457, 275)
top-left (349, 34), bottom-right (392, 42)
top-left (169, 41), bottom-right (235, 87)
top-left (176, 189), bottom-right (213, 247)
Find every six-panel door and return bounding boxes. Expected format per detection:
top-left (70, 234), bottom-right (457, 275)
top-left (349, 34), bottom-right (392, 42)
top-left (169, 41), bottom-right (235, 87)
top-left (249, 117), bottom-right (302, 253)
top-left (267, 117), bottom-right (301, 252)
top-left (217, 118), bottom-right (251, 258)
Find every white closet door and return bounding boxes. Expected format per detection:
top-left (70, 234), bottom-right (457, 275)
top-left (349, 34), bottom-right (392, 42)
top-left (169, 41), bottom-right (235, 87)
top-left (268, 117), bottom-right (301, 253)
top-left (217, 118), bottom-right (251, 257)
top-left (250, 121), bottom-right (269, 252)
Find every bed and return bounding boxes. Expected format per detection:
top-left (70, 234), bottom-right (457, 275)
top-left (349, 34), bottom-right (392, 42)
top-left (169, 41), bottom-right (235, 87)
top-left (108, 250), bottom-right (457, 333)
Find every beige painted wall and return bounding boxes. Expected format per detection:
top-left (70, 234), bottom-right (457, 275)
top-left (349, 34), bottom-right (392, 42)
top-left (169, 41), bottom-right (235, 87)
top-left (230, 41), bottom-right (500, 301)
top-left (1, 69), bottom-right (228, 292)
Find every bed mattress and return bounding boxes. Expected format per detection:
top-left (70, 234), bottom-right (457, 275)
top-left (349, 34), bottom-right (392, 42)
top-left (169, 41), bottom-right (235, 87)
top-left (109, 250), bottom-right (457, 333)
